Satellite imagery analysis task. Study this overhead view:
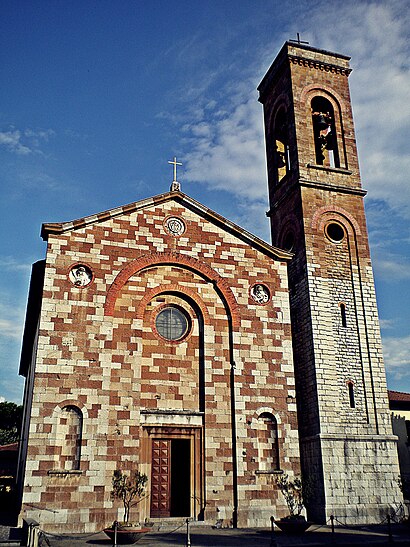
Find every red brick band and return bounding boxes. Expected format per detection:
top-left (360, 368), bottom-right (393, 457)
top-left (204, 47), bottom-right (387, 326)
top-left (104, 252), bottom-right (239, 327)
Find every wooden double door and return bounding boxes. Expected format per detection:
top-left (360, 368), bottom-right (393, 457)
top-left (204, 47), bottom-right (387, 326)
top-left (150, 438), bottom-right (191, 518)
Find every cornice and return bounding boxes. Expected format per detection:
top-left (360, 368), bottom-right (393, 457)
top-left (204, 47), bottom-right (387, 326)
top-left (288, 55), bottom-right (352, 76)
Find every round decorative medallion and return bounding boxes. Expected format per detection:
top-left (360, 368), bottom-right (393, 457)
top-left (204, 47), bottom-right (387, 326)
top-left (69, 264), bottom-right (93, 287)
top-left (250, 283), bottom-right (270, 304)
top-left (164, 216), bottom-right (185, 237)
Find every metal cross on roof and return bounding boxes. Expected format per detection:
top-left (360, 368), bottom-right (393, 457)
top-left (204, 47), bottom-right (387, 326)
top-left (290, 33), bottom-right (309, 45)
top-left (168, 156), bottom-right (182, 192)
top-left (168, 156), bottom-right (182, 182)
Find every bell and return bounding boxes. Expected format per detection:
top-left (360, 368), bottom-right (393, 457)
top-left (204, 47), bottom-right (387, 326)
top-left (315, 113), bottom-right (329, 130)
top-left (276, 152), bottom-right (286, 168)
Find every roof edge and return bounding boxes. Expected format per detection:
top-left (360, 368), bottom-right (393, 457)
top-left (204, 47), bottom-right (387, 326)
top-left (41, 191), bottom-right (292, 261)
top-left (258, 41), bottom-right (351, 101)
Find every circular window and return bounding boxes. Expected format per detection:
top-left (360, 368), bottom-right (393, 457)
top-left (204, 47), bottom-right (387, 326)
top-left (155, 306), bottom-right (190, 341)
top-left (325, 222), bottom-right (345, 243)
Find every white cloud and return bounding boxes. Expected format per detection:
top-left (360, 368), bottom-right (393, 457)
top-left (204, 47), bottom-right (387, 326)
top-left (383, 334), bottom-right (410, 380)
top-left (380, 319), bottom-right (396, 330)
top-left (183, 95), bottom-right (267, 202)
top-left (0, 130), bottom-right (32, 155)
top-left (18, 171), bottom-right (60, 192)
top-left (0, 292), bottom-right (25, 342)
top-left (0, 257), bottom-right (32, 273)
top-left (179, 0), bottom-right (410, 239)
top-left (0, 126), bottom-right (55, 156)
top-left (231, 198), bottom-right (271, 242)
top-left (0, 299), bottom-right (25, 341)
top-left (371, 249), bottom-right (410, 282)
top-left (24, 129), bottom-right (54, 140)
top-left (309, 1), bottom-right (410, 218)
top-left (0, 318), bottom-right (23, 341)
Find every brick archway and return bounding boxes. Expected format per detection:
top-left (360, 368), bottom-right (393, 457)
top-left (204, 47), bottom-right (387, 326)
top-left (104, 251), bottom-right (239, 327)
top-left (136, 283), bottom-right (211, 324)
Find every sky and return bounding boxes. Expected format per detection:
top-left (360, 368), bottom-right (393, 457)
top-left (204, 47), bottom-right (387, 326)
top-left (0, 0), bottom-right (409, 403)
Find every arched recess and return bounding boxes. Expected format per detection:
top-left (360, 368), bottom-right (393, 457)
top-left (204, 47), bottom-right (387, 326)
top-left (311, 205), bottom-right (361, 237)
top-left (140, 286), bottom-right (208, 412)
top-left (271, 106), bottom-right (291, 183)
top-left (136, 283), bottom-right (211, 325)
top-left (104, 252), bottom-right (239, 328)
top-left (311, 207), bottom-right (375, 426)
top-left (278, 213), bottom-right (302, 253)
top-left (255, 411), bottom-right (280, 471)
top-left (55, 405), bottom-right (83, 470)
top-left (300, 85), bottom-right (347, 168)
top-left (311, 96), bottom-right (339, 167)
top-left (105, 252), bottom-right (241, 525)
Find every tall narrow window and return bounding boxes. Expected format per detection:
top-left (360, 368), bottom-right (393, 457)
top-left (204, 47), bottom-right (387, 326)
top-left (58, 405), bottom-right (83, 470)
top-left (274, 109), bottom-right (290, 183)
top-left (256, 412), bottom-right (279, 471)
top-left (340, 303), bottom-right (347, 328)
top-left (347, 382), bottom-right (355, 408)
top-left (311, 97), bottom-right (340, 168)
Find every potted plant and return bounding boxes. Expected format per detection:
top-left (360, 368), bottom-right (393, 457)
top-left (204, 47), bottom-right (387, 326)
top-left (104, 468), bottom-right (149, 545)
top-left (273, 473), bottom-right (310, 535)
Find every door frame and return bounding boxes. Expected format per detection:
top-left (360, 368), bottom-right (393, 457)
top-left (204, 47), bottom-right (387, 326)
top-left (141, 425), bottom-right (203, 521)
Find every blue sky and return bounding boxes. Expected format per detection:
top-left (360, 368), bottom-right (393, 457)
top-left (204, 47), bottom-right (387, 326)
top-left (1, 0), bottom-right (409, 403)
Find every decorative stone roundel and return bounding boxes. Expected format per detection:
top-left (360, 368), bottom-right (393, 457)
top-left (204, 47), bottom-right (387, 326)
top-left (164, 216), bottom-right (185, 237)
top-left (69, 265), bottom-right (93, 287)
top-left (250, 283), bottom-right (270, 304)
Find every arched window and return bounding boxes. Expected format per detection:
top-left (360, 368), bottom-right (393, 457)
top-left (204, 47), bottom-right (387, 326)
top-left (58, 405), bottom-right (83, 470)
top-left (256, 412), bottom-right (279, 470)
top-left (311, 97), bottom-right (340, 168)
top-left (273, 109), bottom-right (290, 182)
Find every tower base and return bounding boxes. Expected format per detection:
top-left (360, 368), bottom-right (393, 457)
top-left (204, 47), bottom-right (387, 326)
top-left (302, 434), bottom-right (402, 524)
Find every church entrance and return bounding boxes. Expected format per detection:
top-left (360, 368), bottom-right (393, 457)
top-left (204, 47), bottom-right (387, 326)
top-left (150, 438), bottom-right (191, 518)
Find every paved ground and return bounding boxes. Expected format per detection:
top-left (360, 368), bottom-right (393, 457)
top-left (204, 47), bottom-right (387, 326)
top-left (2, 522), bottom-right (410, 546)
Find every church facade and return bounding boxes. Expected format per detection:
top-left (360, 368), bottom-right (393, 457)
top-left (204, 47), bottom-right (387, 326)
top-left (17, 42), bottom-right (401, 533)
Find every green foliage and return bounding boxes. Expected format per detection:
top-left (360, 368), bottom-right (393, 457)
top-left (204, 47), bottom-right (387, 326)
top-left (110, 469), bottom-right (148, 523)
top-left (0, 402), bottom-right (22, 445)
top-left (275, 474), bottom-right (304, 517)
top-left (0, 429), bottom-right (19, 445)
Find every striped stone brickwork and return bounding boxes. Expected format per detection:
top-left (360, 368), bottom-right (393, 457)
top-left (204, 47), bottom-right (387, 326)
top-left (19, 193), bottom-right (300, 532)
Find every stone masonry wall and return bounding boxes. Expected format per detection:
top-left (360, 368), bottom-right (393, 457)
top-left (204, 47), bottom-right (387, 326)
top-left (19, 197), bottom-right (300, 532)
top-left (259, 42), bottom-right (402, 523)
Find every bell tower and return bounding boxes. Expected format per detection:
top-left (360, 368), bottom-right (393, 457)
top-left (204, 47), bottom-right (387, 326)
top-left (258, 42), bottom-right (402, 523)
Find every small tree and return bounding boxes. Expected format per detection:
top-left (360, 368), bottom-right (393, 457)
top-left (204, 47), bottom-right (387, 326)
top-left (110, 469), bottom-right (148, 524)
top-left (0, 402), bottom-right (22, 445)
top-left (275, 474), bottom-right (304, 517)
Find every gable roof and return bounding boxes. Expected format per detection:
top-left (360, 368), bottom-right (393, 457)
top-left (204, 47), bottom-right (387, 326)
top-left (41, 190), bottom-right (292, 261)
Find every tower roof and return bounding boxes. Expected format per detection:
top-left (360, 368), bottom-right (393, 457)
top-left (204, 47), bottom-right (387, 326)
top-left (258, 41), bottom-right (351, 101)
